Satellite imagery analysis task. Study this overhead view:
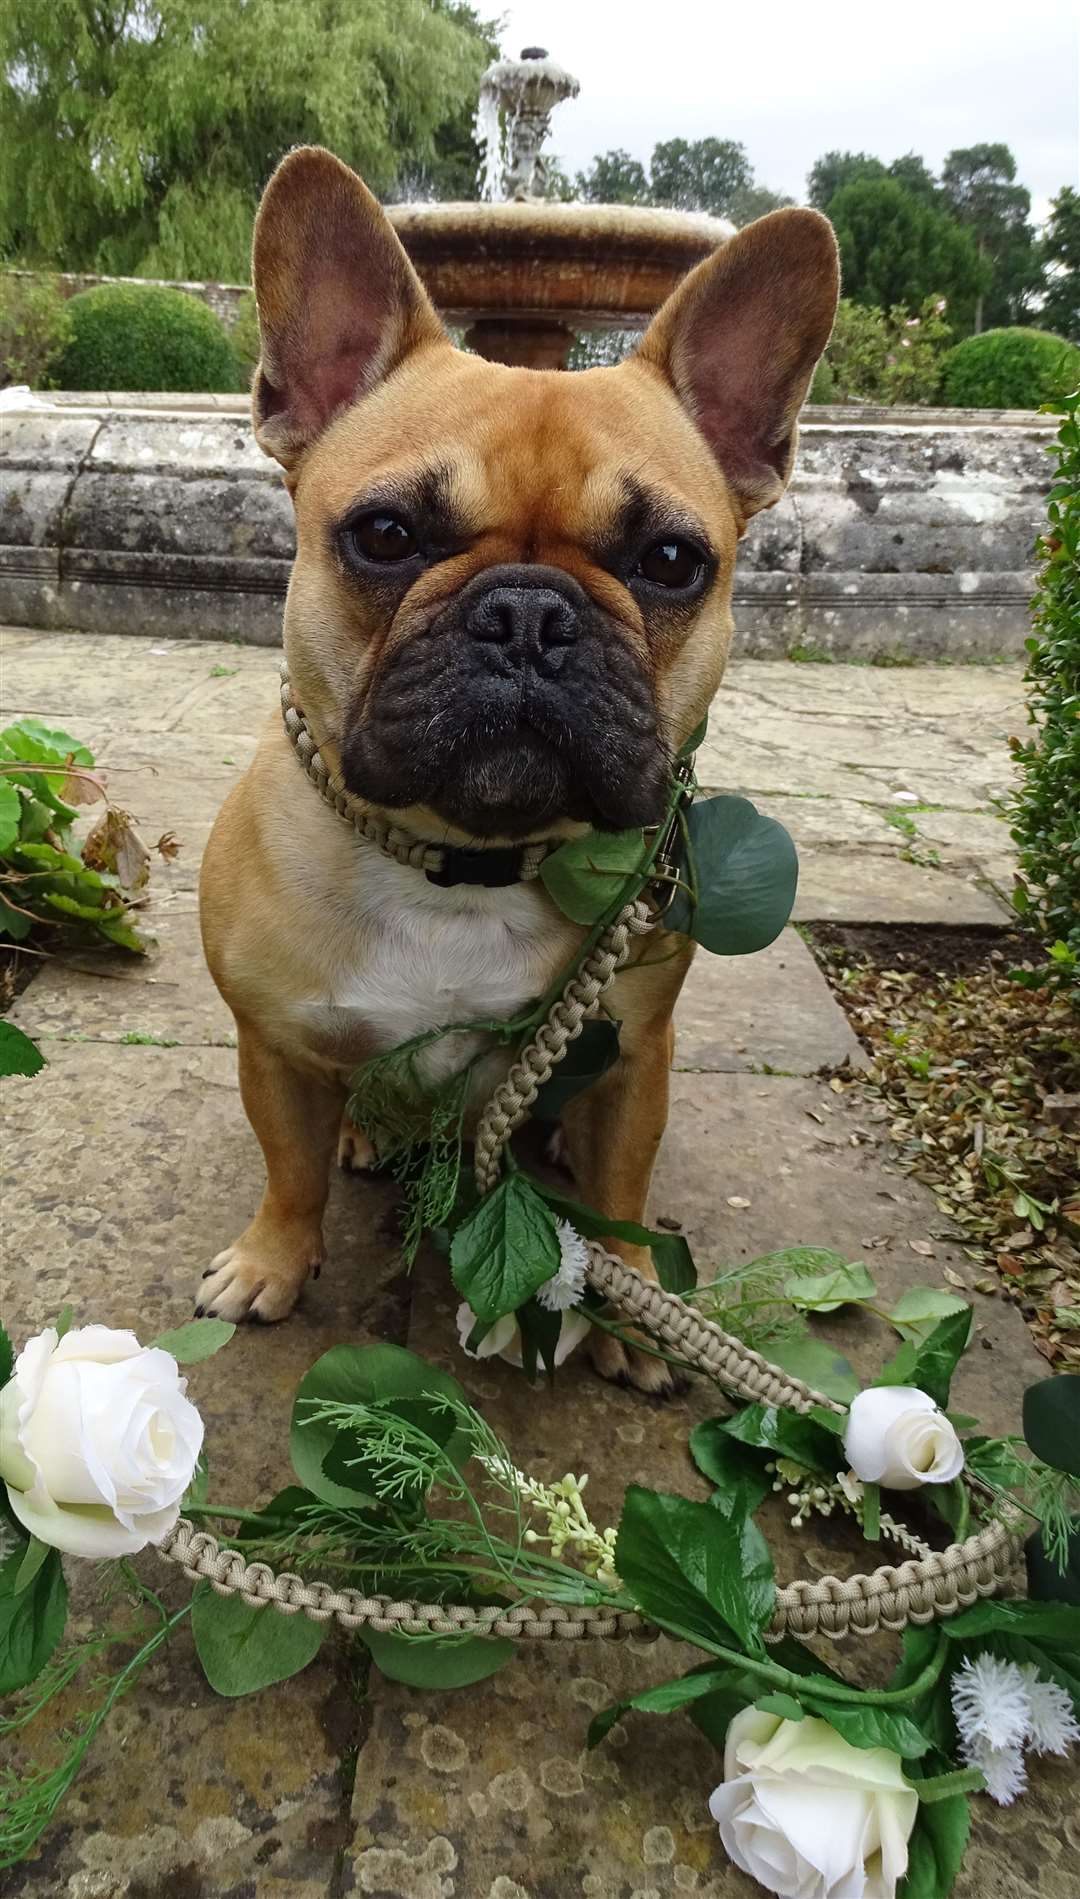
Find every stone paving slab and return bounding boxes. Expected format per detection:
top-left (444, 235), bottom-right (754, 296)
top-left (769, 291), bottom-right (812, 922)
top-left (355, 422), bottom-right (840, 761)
top-left (674, 929), bottom-right (866, 1075)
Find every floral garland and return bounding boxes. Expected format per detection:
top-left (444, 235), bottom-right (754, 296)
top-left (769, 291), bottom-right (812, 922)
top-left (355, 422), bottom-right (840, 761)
top-left (3, 753), bottom-right (1079, 1893)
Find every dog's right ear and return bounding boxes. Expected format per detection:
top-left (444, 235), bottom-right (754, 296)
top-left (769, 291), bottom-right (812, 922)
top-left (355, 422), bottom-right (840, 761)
top-left (251, 146), bottom-right (446, 468)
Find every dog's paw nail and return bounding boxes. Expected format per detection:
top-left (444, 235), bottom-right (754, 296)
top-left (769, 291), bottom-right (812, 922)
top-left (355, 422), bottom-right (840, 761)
top-left (194, 1304), bottom-right (205, 1318)
top-left (201, 1267), bottom-right (215, 1280)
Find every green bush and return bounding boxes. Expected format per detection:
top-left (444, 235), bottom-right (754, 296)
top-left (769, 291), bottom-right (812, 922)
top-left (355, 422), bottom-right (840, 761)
top-left (53, 283), bottom-right (241, 392)
top-left (229, 290), bottom-right (260, 386)
top-left (806, 296), bottom-right (951, 406)
top-left (0, 274), bottom-right (72, 387)
top-left (1008, 391), bottom-right (1080, 1005)
top-left (940, 327), bottom-right (1080, 410)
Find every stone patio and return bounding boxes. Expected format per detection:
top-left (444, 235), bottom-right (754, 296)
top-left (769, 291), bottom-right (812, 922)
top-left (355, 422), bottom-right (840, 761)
top-left (2, 629), bottom-right (1073, 1898)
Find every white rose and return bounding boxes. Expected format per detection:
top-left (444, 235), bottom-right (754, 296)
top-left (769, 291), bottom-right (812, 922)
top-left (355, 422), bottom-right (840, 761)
top-left (0, 1325), bottom-right (203, 1558)
top-left (710, 1708), bottom-right (918, 1899)
top-left (844, 1385), bottom-right (964, 1491)
top-left (455, 1304), bottom-right (590, 1368)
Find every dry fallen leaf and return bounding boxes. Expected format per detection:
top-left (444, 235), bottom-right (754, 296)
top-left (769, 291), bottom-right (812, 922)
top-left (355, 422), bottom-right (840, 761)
top-left (726, 1196), bottom-right (751, 1210)
top-left (942, 1265), bottom-right (968, 1288)
top-left (908, 1239), bottom-right (935, 1257)
top-left (155, 831), bottom-right (182, 861)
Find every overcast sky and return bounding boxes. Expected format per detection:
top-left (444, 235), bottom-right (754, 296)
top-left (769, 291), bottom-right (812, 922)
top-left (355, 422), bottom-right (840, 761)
top-left (494, 0), bottom-right (1079, 224)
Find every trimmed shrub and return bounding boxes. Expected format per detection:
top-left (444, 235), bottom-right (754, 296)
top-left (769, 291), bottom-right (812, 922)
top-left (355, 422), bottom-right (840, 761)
top-left (53, 283), bottom-right (241, 392)
top-left (940, 327), bottom-right (1080, 411)
top-left (229, 291), bottom-right (261, 386)
top-left (0, 274), bottom-right (73, 387)
top-left (1008, 391), bottom-right (1080, 1006)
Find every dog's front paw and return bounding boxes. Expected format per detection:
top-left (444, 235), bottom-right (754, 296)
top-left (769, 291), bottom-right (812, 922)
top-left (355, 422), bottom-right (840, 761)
top-left (337, 1115), bottom-right (378, 1175)
top-left (588, 1326), bottom-right (687, 1400)
top-left (195, 1217), bottom-right (323, 1323)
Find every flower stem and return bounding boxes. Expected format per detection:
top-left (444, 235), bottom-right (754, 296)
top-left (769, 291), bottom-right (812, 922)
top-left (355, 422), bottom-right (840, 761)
top-left (690, 1627), bottom-right (950, 1707)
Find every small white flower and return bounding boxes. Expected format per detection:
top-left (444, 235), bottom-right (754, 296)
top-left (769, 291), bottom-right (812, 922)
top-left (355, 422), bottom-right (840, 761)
top-left (972, 1738), bottom-right (1028, 1806)
top-left (952, 1654), bottom-right (1031, 1756)
top-left (1020, 1665), bottom-right (1080, 1756)
top-left (536, 1221), bottom-right (590, 1312)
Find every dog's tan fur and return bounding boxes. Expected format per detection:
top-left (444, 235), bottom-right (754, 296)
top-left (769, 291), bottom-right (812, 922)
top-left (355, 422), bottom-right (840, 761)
top-left (198, 148), bottom-right (838, 1392)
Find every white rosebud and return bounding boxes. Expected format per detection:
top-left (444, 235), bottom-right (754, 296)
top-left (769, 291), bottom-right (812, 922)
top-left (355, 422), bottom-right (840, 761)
top-left (710, 1709), bottom-right (918, 1899)
top-left (0, 1326), bottom-right (203, 1559)
top-left (455, 1304), bottom-right (590, 1368)
top-left (844, 1385), bottom-right (964, 1491)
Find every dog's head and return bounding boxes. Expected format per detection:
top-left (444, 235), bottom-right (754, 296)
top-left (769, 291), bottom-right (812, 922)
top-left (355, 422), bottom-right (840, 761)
top-left (253, 149), bottom-right (838, 841)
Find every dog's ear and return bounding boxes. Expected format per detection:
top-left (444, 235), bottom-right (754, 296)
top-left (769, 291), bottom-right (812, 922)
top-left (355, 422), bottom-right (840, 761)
top-left (250, 146), bottom-right (446, 467)
top-left (638, 208), bottom-right (839, 519)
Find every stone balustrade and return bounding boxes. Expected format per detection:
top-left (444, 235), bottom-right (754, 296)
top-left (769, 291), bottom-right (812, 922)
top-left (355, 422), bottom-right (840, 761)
top-left (0, 395), bottom-right (1052, 656)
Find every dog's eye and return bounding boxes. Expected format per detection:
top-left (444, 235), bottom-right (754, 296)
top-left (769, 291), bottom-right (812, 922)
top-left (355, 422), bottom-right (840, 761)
top-left (347, 512), bottom-right (418, 564)
top-left (634, 539), bottom-right (705, 589)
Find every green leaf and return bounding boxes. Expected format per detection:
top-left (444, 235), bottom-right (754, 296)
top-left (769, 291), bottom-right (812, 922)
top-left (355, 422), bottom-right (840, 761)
top-left (816, 1702), bottom-right (930, 1758)
top-left (947, 1599), bottom-right (1080, 1646)
top-left (900, 1778), bottom-right (970, 1899)
top-left (531, 1018), bottom-right (621, 1121)
top-left (688, 1419), bottom-right (770, 1515)
top-left (151, 1318), bottom-right (236, 1364)
top-left (290, 1343), bottom-right (469, 1508)
top-left (768, 1335), bottom-right (860, 1404)
top-left (232, 1486), bottom-right (316, 1541)
top-left (721, 1404), bottom-right (843, 1477)
top-left (539, 828), bottom-right (649, 924)
top-left (0, 781), bottom-right (20, 853)
top-left (755, 1692), bottom-right (804, 1720)
top-left (679, 717), bottom-right (708, 757)
top-left (875, 1308), bottom-right (972, 1409)
top-left (0, 1022), bottom-right (45, 1078)
top-left (665, 795), bottom-right (798, 955)
top-left (532, 1180), bottom-right (696, 1293)
top-left (862, 1482), bottom-right (880, 1541)
top-left (588, 1662), bottom-right (748, 1747)
top-left (0, 1322), bottom-right (12, 1388)
top-left (0, 1542), bottom-right (67, 1696)
top-left (962, 1435), bottom-right (1031, 1492)
top-left (1025, 1525), bottom-right (1080, 1604)
top-left (360, 1627), bottom-right (514, 1689)
top-left (615, 1484), bottom-right (774, 1656)
top-left (1023, 1375), bottom-right (1080, 1476)
top-left (451, 1174), bottom-right (562, 1325)
top-left (784, 1257), bottom-right (876, 1311)
top-left (0, 891), bottom-right (33, 940)
top-left (53, 1304), bottom-right (73, 1341)
top-left (0, 718), bottom-right (93, 769)
top-left (515, 1296), bottom-right (563, 1383)
top-left (191, 1582), bottom-right (325, 1696)
top-left (885, 1286), bottom-right (970, 1343)
top-left (13, 1536), bottom-right (50, 1594)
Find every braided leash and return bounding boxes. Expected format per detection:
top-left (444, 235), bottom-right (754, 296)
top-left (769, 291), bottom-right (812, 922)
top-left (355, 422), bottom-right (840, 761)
top-left (160, 688), bottom-right (1022, 1639)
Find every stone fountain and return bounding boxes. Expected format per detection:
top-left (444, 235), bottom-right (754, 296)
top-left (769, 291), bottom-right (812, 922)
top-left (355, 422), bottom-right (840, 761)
top-left (385, 47), bottom-right (731, 369)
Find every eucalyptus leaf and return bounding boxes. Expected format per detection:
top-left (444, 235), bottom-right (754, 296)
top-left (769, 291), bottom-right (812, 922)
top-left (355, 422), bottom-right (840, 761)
top-left (784, 1257), bottom-right (876, 1311)
top-left (0, 1541), bottom-right (67, 1697)
top-left (1023, 1375), bottom-right (1080, 1476)
top-left (664, 795), bottom-right (798, 955)
top-left (151, 1317), bottom-right (236, 1364)
top-left (0, 1022), bottom-right (46, 1079)
top-left (361, 1626), bottom-right (514, 1689)
top-left (885, 1286), bottom-right (969, 1343)
top-left (615, 1484), bottom-right (774, 1656)
top-left (874, 1307), bottom-right (972, 1409)
top-left (191, 1582), bottom-right (325, 1696)
top-left (539, 828), bottom-right (649, 925)
top-left (450, 1174), bottom-right (562, 1325)
top-left (291, 1343), bottom-right (469, 1508)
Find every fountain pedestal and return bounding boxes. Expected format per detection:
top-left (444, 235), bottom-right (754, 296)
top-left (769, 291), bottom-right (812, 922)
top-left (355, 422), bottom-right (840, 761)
top-left (464, 317), bottom-right (575, 369)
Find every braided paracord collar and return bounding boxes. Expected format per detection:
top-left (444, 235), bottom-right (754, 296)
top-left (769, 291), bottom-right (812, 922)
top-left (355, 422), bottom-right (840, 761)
top-left (279, 661), bottom-right (562, 887)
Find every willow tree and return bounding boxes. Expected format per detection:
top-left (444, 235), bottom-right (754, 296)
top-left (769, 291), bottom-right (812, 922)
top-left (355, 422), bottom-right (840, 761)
top-left (0, 0), bottom-right (493, 281)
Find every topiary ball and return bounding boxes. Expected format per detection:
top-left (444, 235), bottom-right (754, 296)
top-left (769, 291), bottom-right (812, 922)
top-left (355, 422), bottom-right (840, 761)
top-left (939, 327), bottom-right (1080, 412)
top-left (54, 283), bottom-right (242, 393)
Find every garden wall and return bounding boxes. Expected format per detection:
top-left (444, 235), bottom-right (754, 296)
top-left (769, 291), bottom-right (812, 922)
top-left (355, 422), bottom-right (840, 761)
top-left (4, 268), bottom-right (249, 330)
top-left (0, 394), bottom-right (1053, 657)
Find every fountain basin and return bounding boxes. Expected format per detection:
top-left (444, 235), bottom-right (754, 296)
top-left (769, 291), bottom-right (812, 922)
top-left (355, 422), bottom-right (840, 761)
top-left (387, 201), bottom-right (732, 366)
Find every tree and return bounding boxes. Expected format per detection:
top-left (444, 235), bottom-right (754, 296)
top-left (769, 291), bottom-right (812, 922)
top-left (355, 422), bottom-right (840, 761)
top-left (0, 0), bottom-right (494, 279)
top-left (941, 144), bottom-right (1036, 330)
top-left (576, 149), bottom-right (650, 206)
top-left (1041, 187), bottom-right (1080, 342)
top-left (807, 151), bottom-right (885, 210)
top-left (726, 184), bottom-right (795, 228)
top-left (827, 176), bottom-right (987, 330)
top-left (648, 138), bottom-right (753, 217)
top-left (886, 153), bottom-right (941, 206)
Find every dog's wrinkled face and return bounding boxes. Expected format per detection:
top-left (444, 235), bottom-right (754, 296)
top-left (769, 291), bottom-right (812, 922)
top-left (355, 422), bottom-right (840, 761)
top-left (251, 150), bottom-right (839, 841)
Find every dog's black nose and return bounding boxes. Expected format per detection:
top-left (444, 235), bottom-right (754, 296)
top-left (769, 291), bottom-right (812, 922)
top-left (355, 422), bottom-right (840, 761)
top-left (466, 585), bottom-right (579, 670)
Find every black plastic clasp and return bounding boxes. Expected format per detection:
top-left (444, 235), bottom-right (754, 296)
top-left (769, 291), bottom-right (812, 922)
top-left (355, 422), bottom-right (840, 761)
top-left (426, 845), bottom-right (529, 889)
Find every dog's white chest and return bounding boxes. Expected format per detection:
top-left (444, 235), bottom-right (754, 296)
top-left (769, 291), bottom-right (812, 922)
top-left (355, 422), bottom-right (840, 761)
top-left (306, 848), bottom-right (577, 1082)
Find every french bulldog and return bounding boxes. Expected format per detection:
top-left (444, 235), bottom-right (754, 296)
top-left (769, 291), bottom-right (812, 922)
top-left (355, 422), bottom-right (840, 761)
top-left (197, 147), bottom-right (839, 1393)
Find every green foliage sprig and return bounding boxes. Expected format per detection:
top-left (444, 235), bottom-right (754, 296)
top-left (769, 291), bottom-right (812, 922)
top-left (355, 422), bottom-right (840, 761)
top-left (1008, 391), bottom-right (1080, 1004)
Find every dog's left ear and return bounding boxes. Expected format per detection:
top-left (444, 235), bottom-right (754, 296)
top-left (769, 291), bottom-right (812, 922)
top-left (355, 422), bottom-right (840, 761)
top-left (638, 208), bottom-right (839, 520)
